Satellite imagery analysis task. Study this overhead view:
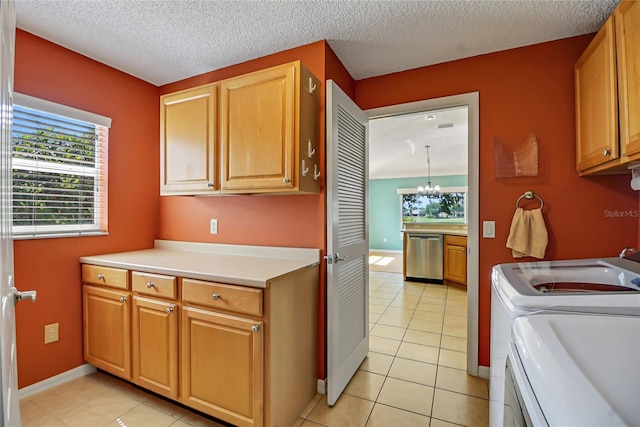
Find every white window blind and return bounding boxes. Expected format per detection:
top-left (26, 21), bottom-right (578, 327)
top-left (12, 93), bottom-right (111, 239)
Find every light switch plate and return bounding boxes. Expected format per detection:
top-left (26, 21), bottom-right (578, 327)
top-left (210, 219), bottom-right (218, 235)
top-left (483, 221), bottom-right (496, 238)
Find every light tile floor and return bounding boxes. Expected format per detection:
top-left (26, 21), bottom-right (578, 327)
top-left (19, 372), bottom-right (228, 427)
top-left (294, 271), bottom-right (488, 427)
top-left (20, 270), bottom-right (487, 427)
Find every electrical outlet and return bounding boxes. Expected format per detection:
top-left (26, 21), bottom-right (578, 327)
top-left (44, 323), bottom-right (59, 344)
top-left (383, 237), bottom-right (387, 242)
top-left (210, 219), bottom-right (218, 235)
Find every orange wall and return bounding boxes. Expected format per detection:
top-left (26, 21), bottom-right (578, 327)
top-left (14, 30), bottom-right (160, 387)
top-left (355, 35), bottom-right (638, 367)
top-left (16, 28), bottom-right (632, 387)
top-left (158, 41), bottom-right (344, 379)
top-left (158, 41), bottom-right (326, 249)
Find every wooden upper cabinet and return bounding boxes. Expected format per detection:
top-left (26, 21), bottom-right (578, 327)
top-left (575, 16), bottom-right (618, 173)
top-left (160, 84), bottom-right (217, 195)
top-left (616, 0), bottom-right (640, 158)
top-left (220, 61), bottom-right (320, 193)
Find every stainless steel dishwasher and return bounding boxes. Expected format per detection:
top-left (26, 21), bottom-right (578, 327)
top-left (405, 233), bottom-right (443, 283)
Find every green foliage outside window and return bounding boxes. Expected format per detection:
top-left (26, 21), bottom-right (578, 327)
top-left (402, 192), bottom-right (465, 223)
top-left (12, 124), bottom-right (98, 227)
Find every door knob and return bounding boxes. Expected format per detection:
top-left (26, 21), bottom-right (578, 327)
top-left (13, 288), bottom-right (36, 306)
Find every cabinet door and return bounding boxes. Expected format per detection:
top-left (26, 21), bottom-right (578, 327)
top-left (132, 296), bottom-right (178, 399)
top-left (444, 244), bottom-right (467, 285)
top-left (616, 0), bottom-right (640, 157)
top-left (83, 285), bottom-right (131, 379)
top-left (160, 84), bottom-right (217, 195)
top-left (575, 16), bottom-right (618, 172)
top-left (220, 63), bottom-right (296, 191)
top-left (181, 306), bottom-right (263, 427)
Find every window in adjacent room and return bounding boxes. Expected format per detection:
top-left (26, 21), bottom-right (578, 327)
top-left (12, 93), bottom-right (111, 239)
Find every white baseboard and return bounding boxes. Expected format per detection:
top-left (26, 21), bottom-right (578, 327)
top-left (18, 364), bottom-right (96, 400)
top-left (369, 249), bottom-right (402, 254)
top-left (477, 365), bottom-right (490, 379)
top-left (316, 378), bottom-right (326, 395)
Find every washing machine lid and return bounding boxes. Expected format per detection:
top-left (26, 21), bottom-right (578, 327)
top-left (512, 313), bottom-right (640, 426)
top-left (492, 258), bottom-right (640, 315)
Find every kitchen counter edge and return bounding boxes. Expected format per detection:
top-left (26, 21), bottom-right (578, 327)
top-left (79, 240), bottom-right (321, 289)
top-left (402, 229), bottom-right (468, 236)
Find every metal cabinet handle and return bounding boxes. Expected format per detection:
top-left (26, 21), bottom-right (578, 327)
top-left (251, 325), bottom-right (260, 333)
top-left (283, 178), bottom-right (290, 184)
top-left (119, 296), bottom-right (127, 303)
top-left (146, 282), bottom-right (155, 288)
top-left (212, 293), bottom-right (221, 300)
top-left (97, 274), bottom-right (105, 280)
top-left (165, 307), bottom-right (174, 314)
top-left (207, 182), bottom-right (213, 187)
top-left (603, 148), bottom-right (612, 156)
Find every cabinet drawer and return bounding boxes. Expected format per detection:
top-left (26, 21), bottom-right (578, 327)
top-left (132, 272), bottom-right (177, 300)
top-left (82, 264), bottom-right (129, 289)
top-left (445, 235), bottom-right (467, 247)
top-left (182, 279), bottom-right (262, 316)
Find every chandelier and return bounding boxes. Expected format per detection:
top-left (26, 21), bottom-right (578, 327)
top-left (418, 145), bottom-right (440, 196)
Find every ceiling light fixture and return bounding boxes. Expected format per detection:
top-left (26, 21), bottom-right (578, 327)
top-left (425, 114), bottom-right (436, 120)
top-left (418, 145), bottom-right (440, 197)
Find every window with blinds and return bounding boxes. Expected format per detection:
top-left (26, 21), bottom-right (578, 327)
top-left (12, 94), bottom-right (111, 239)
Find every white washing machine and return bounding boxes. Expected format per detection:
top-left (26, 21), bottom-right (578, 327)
top-left (505, 312), bottom-right (640, 426)
top-left (490, 257), bottom-right (640, 426)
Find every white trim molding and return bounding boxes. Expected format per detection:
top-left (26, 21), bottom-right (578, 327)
top-left (478, 365), bottom-right (490, 379)
top-left (17, 364), bottom-right (96, 400)
top-left (317, 378), bottom-right (327, 395)
top-left (367, 92), bottom-right (481, 377)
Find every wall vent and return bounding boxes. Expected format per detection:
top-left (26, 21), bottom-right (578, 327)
top-left (437, 122), bottom-right (454, 129)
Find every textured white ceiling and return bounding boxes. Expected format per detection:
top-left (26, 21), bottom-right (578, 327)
top-left (369, 106), bottom-right (468, 180)
top-left (15, 0), bottom-right (617, 180)
top-left (16, 0), bottom-right (618, 86)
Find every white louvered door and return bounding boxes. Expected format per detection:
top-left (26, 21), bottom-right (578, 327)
top-left (325, 80), bottom-right (369, 406)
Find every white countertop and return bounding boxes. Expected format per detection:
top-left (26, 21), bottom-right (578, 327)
top-left (79, 240), bottom-right (321, 288)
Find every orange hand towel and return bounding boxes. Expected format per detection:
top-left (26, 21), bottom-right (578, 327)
top-left (506, 207), bottom-right (548, 259)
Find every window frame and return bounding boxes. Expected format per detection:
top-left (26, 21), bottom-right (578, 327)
top-left (397, 186), bottom-right (468, 228)
top-left (12, 93), bottom-right (111, 240)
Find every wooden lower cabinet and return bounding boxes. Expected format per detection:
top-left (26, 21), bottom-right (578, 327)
top-left (181, 306), bottom-right (263, 427)
top-left (83, 285), bottom-right (131, 379)
top-left (444, 235), bottom-right (467, 285)
top-left (132, 296), bottom-right (178, 400)
top-left (82, 263), bottom-right (318, 427)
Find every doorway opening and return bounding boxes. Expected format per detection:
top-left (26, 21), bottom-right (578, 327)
top-left (366, 92), bottom-right (480, 376)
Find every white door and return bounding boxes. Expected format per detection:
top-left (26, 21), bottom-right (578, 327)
top-left (325, 80), bottom-right (369, 406)
top-left (0, 1), bottom-right (35, 424)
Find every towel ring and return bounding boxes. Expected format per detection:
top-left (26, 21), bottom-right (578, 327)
top-left (516, 190), bottom-right (544, 209)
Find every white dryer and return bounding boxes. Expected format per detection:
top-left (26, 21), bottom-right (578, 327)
top-left (505, 313), bottom-right (640, 426)
top-left (490, 257), bottom-right (640, 426)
